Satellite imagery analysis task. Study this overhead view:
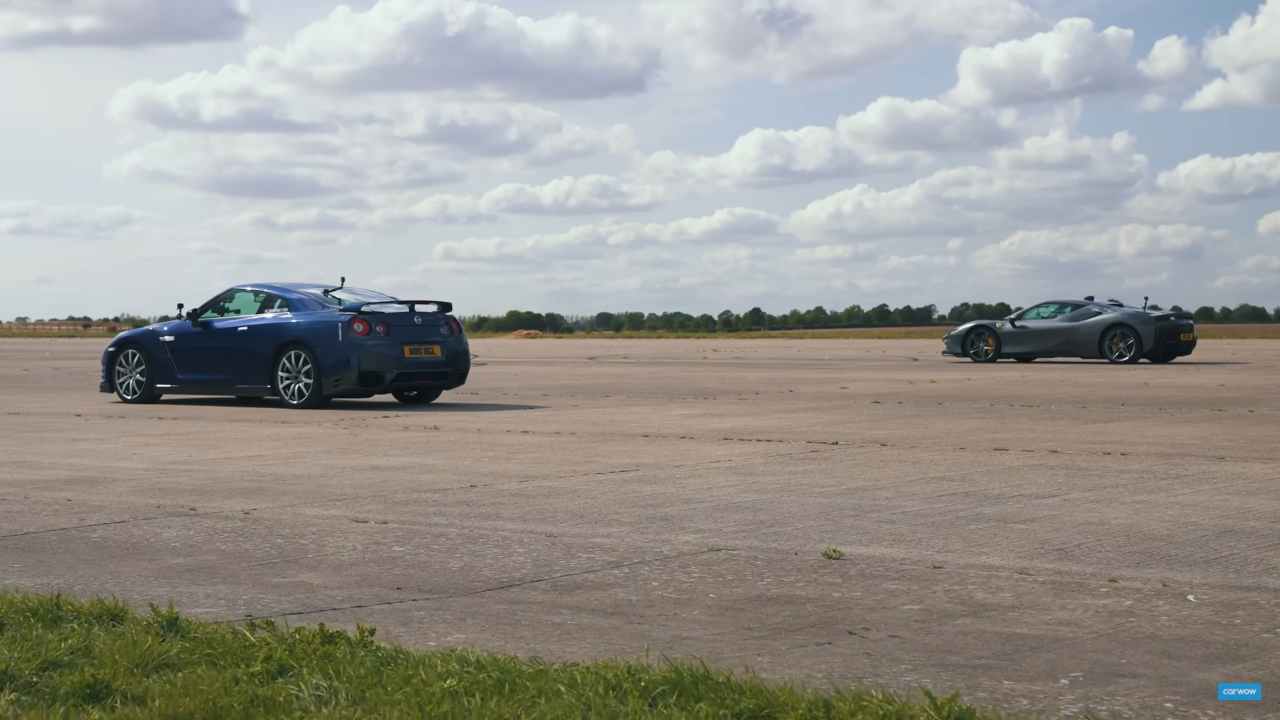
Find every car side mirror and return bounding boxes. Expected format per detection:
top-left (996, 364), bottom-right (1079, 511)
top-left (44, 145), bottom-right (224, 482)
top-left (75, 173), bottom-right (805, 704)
top-left (185, 308), bottom-right (201, 323)
top-left (1006, 314), bottom-right (1019, 328)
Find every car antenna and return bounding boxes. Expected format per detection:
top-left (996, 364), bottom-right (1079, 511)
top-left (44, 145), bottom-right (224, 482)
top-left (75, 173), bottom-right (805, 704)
top-left (322, 276), bottom-right (346, 299)
top-left (1143, 296), bottom-right (1149, 311)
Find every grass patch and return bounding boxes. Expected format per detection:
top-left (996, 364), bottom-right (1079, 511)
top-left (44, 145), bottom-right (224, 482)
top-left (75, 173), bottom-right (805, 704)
top-left (0, 592), bottom-right (998, 719)
top-left (822, 546), bottom-right (848, 561)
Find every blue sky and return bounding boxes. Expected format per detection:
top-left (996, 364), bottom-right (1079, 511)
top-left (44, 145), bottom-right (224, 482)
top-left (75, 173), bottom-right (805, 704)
top-left (1, 0), bottom-right (1278, 319)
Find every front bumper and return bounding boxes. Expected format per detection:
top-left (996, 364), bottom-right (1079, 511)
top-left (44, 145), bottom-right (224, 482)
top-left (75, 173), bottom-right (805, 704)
top-left (99, 347), bottom-right (114, 393)
top-left (325, 338), bottom-right (471, 397)
top-left (941, 332), bottom-right (964, 356)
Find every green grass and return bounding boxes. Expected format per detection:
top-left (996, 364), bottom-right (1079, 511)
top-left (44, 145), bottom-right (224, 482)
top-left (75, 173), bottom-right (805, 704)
top-left (0, 592), bottom-right (998, 719)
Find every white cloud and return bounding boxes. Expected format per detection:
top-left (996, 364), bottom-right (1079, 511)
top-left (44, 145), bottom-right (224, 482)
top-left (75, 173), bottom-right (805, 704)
top-left (433, 208), bottom-right (781, 262)
top-left (373, 194), bottom-right (491, 226)
top-left (788, 131), bottom-right (1148, 238)
top-left (645, 97), bottom-right (1015, 187)
top-left (1186, 0), bottom-right (1280, 109)
top-left (481, 175), bottom-right (661, 215)
top-left (0, 0), bottom-right (249, 48)
top-left (232, 175), bottom-right (663, 232)
top-left (107, 133), bottom-right (463, 198)
top-left (838, 97), bottom-right (1017, 152)
top-left (1155, 152), bottom-right (1280, 202)
top-left (948, 18), bottom-right (1138, 107)
top-left (236, 208), bottom-right (365, 233)
top-left (246, 0), bottom-right (660, 100)
top-left (390, 102), bottom-right (635, 163)
top-left (0, 202), bottom-right (144, 238)
top-left (655, 0), bottom-right (1038, 82)
top-left (794, 243), bottom-right (875, 261)
top-left (974, 223), bottom-right (1220, 273)
top-left (1213, 254), bottom-right (1280, 289)
top-left (1259, 210), bottom-right (1280, 236)
top-left (109, 66), bottom-right (320, 133)
top-left (645, 125), bottom-right (862, 187)
top-left (1138, 35), bottom-right (1196, 83)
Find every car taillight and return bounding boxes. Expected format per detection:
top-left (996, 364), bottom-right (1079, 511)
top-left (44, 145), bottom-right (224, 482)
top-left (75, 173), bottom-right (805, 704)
top-left (374, 321), bottom-right (389, 337)
top-left (351, 317), bottom-right (371, 336)
top-left (445, 316), bottom-right (463, 336)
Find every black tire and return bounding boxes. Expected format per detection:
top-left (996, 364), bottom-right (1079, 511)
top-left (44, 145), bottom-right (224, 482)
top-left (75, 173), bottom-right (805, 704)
top-left (112, 346), bottom-right (162, 404)
top-left (1101, 326), bottom-right (1143, 364)
top-left (1147, 353), bottom-right (1176, 364)
top-left (1015, 357), bottom-right (1036, 363)
top-left (963, 327), bottom-right (1001, 363)
top-left (393, 388), bottom-right (443, 405)
top-left (274, 345), bottom-right (329, 409)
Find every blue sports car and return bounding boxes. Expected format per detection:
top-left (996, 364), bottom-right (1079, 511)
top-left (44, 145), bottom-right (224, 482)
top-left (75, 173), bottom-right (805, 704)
top-left (100, 281), bottom-right (470, 408)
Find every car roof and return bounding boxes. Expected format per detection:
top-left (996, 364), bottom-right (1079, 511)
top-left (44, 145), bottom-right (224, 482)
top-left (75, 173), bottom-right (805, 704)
top-left (239, 282), bottom-right (360, 300)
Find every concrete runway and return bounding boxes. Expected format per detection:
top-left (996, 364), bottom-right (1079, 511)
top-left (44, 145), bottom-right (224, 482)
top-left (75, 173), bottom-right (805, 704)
top-left (1, 337), bottom-right (1276, 718)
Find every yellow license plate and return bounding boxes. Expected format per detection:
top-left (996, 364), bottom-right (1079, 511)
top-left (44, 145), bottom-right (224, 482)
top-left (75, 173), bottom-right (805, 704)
top-left (1180, 332), bottom-right (1196, 341)
top-left (403, 344), bottom-right (442, 358)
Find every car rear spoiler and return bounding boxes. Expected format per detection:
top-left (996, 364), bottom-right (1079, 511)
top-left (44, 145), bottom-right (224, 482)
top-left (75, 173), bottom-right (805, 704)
top-left (342, 300), bottom-right (454, 314)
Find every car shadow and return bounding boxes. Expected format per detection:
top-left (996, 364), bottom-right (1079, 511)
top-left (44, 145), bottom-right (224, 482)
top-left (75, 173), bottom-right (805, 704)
top-left (160, 397), bottom-right (544, 412)
top-left (945, 360), bottom-right (1249, 366)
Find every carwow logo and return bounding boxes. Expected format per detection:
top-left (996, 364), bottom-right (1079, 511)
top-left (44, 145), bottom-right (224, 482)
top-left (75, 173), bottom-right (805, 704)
top-left (1218, 682), bottom-right (1262, 702)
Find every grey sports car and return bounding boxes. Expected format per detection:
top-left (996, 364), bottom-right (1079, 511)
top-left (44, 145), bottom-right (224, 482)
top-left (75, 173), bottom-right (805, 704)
top-left (942, 298), bottom-right (1198, 363)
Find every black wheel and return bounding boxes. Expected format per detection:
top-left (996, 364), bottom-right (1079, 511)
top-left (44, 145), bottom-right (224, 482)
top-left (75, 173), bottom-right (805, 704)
top-left (1101, 326), bottom-right (1143, 364)
top-left (964, 327), bottom-right (1001, 363)
top-left (392, 388), bottom-right (442, 405)
top-left (275, 346), bottom-right (329, 409)
top-left (1015, 358), bottom-right (1035, 363)
top-left (112, 346), bottom-right (161, 404)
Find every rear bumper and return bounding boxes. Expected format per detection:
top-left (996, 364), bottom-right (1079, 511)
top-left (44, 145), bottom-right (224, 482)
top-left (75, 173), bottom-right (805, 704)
top-left (325, 338), bottom-right (471, 397)
top-left (1150, 324), bottom-right (1197, 358)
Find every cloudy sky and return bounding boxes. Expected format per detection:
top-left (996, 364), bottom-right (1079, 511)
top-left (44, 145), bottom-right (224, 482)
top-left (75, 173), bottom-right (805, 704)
top-left (2, 0), bottom-right (1279, 319)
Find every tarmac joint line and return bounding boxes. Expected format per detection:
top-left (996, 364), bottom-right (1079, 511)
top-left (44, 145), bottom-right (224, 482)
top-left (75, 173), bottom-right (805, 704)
top-left (216, 546), bottom-right (735, 624)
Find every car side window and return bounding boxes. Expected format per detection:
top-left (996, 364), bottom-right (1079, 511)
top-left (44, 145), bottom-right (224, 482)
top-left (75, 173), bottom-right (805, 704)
top-left (1022, 303), bottom-right (1078, 320)
top-left (258, 294), bottom-right (291, 314)
top-left (1061, 306), bottom-right (1102, 323)
top-left (200, 289), bottom-right (272, 319)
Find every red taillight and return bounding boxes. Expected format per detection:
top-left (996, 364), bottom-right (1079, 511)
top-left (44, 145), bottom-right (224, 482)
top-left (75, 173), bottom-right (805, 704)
top-left (374, 321), bottom-right (389, 337)
top-left (351, 317), bottom-right (371, 336)
top-left (445, 316), bottom-right (463, 336)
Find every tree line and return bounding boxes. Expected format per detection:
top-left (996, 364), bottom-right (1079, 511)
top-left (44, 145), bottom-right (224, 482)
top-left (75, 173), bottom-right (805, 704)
top-left (9, 302), bottom-right (1280, 333)
top-left (463, 301), bottom-right (1280, 335)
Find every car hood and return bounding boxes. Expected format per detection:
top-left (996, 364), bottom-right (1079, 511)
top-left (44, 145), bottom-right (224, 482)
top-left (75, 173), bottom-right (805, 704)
top-left (108, 320), bottom-right (174, 345)
top-left (945, 319), bottom-right (1003, 336)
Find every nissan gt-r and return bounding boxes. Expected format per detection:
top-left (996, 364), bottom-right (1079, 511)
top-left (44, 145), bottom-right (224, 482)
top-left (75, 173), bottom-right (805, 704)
top-left (100, 282), bottom-right (470, 408)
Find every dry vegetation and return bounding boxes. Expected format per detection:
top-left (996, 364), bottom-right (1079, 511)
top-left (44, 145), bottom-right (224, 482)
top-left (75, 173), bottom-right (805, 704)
top-left (4, 323), bottom-right (1280, 341)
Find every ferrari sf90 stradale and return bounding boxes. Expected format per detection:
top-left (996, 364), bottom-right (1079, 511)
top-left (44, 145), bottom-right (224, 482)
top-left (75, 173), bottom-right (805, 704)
top-left (101, 281), bottom-right (470, 408)
top-left (943, 298), bottom-right (1197, 364)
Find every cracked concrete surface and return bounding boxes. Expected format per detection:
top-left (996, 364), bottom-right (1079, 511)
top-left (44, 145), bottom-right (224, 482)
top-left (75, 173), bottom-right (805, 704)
top-left (1, 337), bottom-right (1277, 718)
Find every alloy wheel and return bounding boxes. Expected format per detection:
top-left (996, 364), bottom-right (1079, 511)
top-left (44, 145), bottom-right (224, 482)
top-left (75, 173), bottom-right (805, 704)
top-left (965, 328), bottom-right (998, 362)
top-left (277, 349), bottom-right (315, 405)
top-left (1104, 329), bottom-right (1139, 363)
top-left (114, 349), bottom-right (148, 400)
